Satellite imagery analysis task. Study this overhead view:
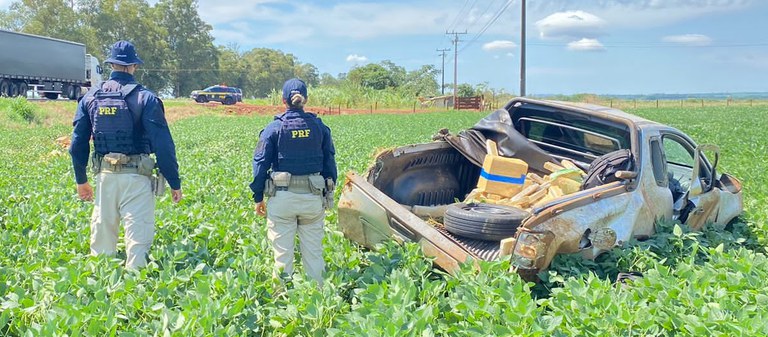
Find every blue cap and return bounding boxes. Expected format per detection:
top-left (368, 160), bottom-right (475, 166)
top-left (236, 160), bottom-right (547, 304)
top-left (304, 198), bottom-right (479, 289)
top-left (282, 78), bottom-right (307, 102)
top-left (105, 40), bottom-right (144, 66)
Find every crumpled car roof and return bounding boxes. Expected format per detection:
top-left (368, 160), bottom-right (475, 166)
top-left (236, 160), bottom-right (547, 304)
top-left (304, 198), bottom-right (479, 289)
top-left (437, 108), bottom-right (559, 172)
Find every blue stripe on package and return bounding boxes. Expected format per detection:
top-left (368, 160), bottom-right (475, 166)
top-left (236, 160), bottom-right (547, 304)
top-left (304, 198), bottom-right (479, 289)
top-left (479, 169), bottom-right (526, 185)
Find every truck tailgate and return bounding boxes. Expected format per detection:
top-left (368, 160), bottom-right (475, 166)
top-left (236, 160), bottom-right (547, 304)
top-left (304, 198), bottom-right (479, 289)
top-left (339, 172), bottom-right (494, 274)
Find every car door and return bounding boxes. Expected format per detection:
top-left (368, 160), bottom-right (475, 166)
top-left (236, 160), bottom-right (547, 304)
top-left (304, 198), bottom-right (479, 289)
top-left (661, 132), bottom-right (720, 230)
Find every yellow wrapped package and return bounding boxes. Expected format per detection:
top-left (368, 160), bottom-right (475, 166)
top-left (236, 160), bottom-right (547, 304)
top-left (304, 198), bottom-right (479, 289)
top-left (476, 154), bottom-right (529, 198)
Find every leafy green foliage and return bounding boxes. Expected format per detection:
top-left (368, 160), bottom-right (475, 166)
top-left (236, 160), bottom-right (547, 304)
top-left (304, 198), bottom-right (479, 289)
top-left (0, 96), bottom-right (40, 123)
top-left (457, 83), bottom-right (476, 97)
top-left (156, 0), bottom-right (219, 98)
top-left (344, 60), bottom-right (440, 100)
top-left (347, 63), bottom-right (396, 90)
top-left (0, 105), bottom-right (766, 335)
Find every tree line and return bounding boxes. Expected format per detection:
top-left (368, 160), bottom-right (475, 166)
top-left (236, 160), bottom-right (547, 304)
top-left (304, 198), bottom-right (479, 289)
top-left (0, 0), bottom-right (444, 100)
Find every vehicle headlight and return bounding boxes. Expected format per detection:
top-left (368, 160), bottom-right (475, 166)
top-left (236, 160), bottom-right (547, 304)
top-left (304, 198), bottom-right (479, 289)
top-left (512, 230), bottom-right (554, 269)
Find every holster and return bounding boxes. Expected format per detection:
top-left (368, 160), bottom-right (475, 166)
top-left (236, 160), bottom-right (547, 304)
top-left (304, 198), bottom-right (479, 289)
top-left (90, 153), bottom-right (102, 174)
top-left (264, 178), bottom-right (276, 198)
top-left (323, 178), bottom-right (335, 210)
top-left (151, 172), bottom-right (166, 197)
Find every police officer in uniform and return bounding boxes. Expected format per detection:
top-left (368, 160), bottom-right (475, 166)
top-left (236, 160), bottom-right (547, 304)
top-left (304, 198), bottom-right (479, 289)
top-left (250, 78), bottom-right (337, 284)
top-left (69, 40), bottom-right (182, 269)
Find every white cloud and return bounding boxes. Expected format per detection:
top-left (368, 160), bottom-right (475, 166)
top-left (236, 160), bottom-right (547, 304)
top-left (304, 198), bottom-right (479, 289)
top-left (346, 54), bottom-right (368, 63)
top-left (527, 1), bottom-right (756, 32)
top-left (198, 1), bottom-right (458, 42)
top-left (506, 52), bottom-right (515, 58)
top-left (567, 38), bottom-right (606, 51)
top-left (198, 1), bottom-right (281, 25)
top-left (482, 40), bottom-right (517, 52)
top-left (535, 10), bottom-right (607, 40)
top-left (189, 0), bottom-right (761, 48)
top-left (662, 34), bottom-right (713, 46)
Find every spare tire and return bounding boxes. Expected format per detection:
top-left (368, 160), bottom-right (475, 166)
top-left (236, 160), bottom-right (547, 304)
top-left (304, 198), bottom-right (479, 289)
top-left (443, 203), bottom-right (529, 241)
top-left (582, 149), bottom-right (634, 190)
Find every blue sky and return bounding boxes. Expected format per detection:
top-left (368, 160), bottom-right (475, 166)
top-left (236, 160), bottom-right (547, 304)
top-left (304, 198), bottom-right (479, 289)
top-left (4, 0), bottom-right (767, 95)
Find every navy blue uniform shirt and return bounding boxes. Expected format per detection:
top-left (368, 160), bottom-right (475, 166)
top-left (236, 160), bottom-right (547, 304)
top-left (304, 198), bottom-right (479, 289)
top-left (69, 71), bottom-right (181, 190)
top-left (250, 108), bottom-right (337, 203)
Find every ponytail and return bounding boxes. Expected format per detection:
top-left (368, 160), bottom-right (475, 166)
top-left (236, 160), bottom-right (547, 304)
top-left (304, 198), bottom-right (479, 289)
top-left (289, 92), bottom-right (306, 109)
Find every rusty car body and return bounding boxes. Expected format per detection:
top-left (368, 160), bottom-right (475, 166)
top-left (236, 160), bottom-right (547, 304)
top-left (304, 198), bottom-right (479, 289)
top-left (338, 97), bottom-right (743, 279)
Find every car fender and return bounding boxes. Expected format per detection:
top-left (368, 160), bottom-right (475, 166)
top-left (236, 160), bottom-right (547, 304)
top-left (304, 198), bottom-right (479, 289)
top-left (514, 181), bottom-right (658, 271)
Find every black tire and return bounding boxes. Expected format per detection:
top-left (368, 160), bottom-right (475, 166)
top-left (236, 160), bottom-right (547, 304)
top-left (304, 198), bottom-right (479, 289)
top-left (223, 97), bottom-right (235, 105)
top-left (67, 85), bottom-right (80, 100)
top-left (0, 80), bottom-right (10, 97)
top-left (18, 82), bottom-right (28, 97)
top-left (443, 203), bottom-right (529, 241)
top-left (582, 149), bottom-right (634, 190)
top-left (43, 92), bottom-right (59, 100)
top-left (9, 81), bottom-right (20, 97)
top-left (196, 96), bottom-right (208, 103)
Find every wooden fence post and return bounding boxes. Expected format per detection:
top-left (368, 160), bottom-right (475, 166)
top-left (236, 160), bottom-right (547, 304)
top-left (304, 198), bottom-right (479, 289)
top-left (701, 99), bottom-right (704, 107)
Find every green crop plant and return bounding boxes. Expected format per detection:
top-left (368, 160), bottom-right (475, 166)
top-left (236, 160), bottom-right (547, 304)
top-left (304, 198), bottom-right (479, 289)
top-left (0, 97), bottom-right (41, 124)
top-left (0, 103), bottom-right (766, 335)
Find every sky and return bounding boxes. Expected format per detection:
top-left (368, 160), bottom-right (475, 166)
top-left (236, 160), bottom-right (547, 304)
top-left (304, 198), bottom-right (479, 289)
top-left (3, 0), bottom-right (768, 95)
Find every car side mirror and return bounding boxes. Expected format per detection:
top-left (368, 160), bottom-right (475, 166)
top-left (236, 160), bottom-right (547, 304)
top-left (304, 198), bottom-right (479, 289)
top-left (614, 170), bottom-right (637, 180)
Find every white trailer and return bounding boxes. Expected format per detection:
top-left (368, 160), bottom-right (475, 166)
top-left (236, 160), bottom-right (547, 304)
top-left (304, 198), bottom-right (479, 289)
top-left (0, 29), bottom-right (102, 100)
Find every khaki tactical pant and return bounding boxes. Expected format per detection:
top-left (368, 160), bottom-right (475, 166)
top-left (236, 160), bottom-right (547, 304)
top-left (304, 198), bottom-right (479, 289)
top-left (266, 190), bottom-right (325, 284)
top-left (90, 172), bottom-right (155, 269)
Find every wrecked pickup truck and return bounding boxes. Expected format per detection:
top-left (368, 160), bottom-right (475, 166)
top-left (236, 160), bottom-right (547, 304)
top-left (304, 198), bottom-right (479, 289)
top-left (338, 97), bottom-right (743, 280)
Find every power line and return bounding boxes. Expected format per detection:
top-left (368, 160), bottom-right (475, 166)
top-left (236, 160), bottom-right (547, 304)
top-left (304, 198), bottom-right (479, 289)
top-left (446, 0), bottom-right (473, 33)
top-left (460, 0), bottom-right (514, 53)
top-left (462, 0), bottom-right (500, 33)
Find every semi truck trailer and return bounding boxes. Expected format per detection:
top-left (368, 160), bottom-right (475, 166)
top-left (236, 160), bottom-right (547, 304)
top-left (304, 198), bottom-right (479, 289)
top-left (0, 29), bottom-right (102, 100)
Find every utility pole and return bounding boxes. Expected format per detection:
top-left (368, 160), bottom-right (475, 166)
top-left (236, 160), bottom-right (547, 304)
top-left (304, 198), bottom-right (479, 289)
top-left (436, 48), bottom-right (450, 95)
top-left (520, 0), bottom-right (527, 97)
top-left (446, 30), bottom-right (466, 109)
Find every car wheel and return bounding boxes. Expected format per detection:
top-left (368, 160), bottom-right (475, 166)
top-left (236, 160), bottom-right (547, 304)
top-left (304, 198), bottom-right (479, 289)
top-left (443, 203), bottom-right (529, 241)
top-left (223, 97), bottom-right (235, 105)
top-left (44, 92), bottom-right (59, 100)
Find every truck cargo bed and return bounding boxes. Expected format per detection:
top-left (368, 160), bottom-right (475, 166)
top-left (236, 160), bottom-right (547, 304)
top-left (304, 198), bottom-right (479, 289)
top-left (0, 29), bottom-right (86, 82)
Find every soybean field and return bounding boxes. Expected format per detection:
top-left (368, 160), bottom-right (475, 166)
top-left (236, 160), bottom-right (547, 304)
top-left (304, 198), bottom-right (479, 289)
top-left (1, 99), bottom-right (767, 336)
